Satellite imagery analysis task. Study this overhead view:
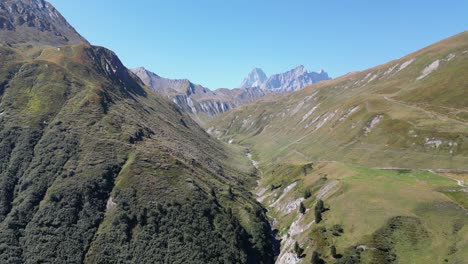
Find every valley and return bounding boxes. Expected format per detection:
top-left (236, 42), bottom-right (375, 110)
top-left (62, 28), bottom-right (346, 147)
top-left (208, 32), bottom-right (468, 263)
top-left (0, 1), bottom-right (466, 263)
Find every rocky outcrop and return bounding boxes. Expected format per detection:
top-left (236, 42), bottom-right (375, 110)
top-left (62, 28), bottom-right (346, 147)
top-left (132, 67), bottom-right (271, 121)
top-left (239, 65), bottom-right (331, 92)
top-left (261, 65), bottom-right (330, 92)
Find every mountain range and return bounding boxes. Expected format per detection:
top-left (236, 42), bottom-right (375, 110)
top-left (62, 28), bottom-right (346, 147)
top-left (0, 1), bottom-right (467, 264)
top-left (132, 67), bottom-right (273, 123)
top-left (240, 66), bottom-right (331, 92)
top-left (132, 65), bottom-right (330, 123)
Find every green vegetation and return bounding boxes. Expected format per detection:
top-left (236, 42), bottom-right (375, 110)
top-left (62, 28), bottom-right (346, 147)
top-left (209, 32), bottom-right (468, 171)
top-left (314, 199), bottom-right (325, 223)
top-left (299, 202), bottom-right (306, 214)
top-left (311, 251), bottom-right (325, 264)
top-left (294, 241), bottom-right (304, 258)
top-left (208, 32), bottom-right (468, 264)
top-left (0, 43), bottom-right (277, 263)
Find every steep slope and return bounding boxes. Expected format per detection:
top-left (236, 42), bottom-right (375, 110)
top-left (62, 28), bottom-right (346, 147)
top-left (240, 68), bottom-right (268, 88)
top-left (132, 67), bottom-right (272, 123)
top-left (211, 32), bottom-right (468, 170)
top-left (210, 32), bottom-right (468, 263)
top-left (0, 0), bottom-right (87, 46)
top-left (0, 1), bottom-right (276, 263)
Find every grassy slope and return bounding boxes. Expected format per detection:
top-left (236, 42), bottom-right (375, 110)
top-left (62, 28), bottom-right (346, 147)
top-left (0, 43), bottom-right (276, 263)
top-left (209, 32), bottom-right (468, 171)
top-left (256, 161), bottom-right (467, 263)
top-left (209, 32), bottom-right (468, 263)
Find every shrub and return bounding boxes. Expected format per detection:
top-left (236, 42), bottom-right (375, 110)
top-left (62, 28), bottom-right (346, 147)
top-left (299, 202), bottom-right (306, 214)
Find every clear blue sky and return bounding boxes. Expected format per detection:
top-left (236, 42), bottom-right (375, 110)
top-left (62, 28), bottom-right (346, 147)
top-left (48, 0), bottom-right (467, 88)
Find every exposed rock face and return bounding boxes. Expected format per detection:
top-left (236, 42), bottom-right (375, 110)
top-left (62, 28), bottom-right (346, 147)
top-left (240, 67), bottom-right (268, 88)
top-left (132, 67), bottom-right (271, 121)
top-left (261, 65), bottom-right (330, 92)
top-left (240, 65), bottom-right (331, 92)
top-left (0, 0), bottom-right (87, 46)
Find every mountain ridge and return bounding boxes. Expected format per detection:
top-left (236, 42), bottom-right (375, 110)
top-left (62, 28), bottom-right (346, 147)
top-left (0, 0), bottom-right (87, 46)
top-left (0, 1), bottom-right (277, 263)
top-left (240, 65), bottom-right (331, 92)
top-left (131, 67), bottom-right (273, 123)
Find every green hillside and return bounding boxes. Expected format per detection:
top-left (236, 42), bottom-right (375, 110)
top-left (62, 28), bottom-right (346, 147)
top-left (209, 32), bottom-right (468, 263)
top-left (0, 42), bottom-right (277, 263)
top-left (210, 32), bottom-right (468, 170)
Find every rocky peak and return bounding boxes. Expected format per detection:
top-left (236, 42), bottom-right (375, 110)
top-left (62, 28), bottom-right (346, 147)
top-left (261, 65), bottom-right (331, 92)
top-left (240, 67), bottom-right (268, 88)
top-left (0, 0), bottom-right (87, 45)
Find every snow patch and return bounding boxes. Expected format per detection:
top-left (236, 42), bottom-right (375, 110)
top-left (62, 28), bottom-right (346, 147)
top-left (417, 60), bottom-right (440, 80)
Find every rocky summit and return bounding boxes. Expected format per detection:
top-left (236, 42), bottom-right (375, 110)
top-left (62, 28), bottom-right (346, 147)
top-left (240, 65), bottom-right (331, 92)
top-left (0, 0), bottom-right (86, 45)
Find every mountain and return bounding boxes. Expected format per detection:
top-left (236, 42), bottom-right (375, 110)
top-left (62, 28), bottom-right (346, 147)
top-left (239, 66), bottom-right (331, 92)
top-left (209, 32), bottom-right (468, 263)
top-left (261, 65), bottom-right (331, 92)
top-left (0, 0), bottom-right (87, 46)
top-left (132, 67), bottom-right (272, 123)
top-left (240, 68), bottom-right (268, 88)
top-left (0, 1), bottom-right (276, 263)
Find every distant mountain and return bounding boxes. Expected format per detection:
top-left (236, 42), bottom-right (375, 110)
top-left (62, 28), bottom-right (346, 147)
top-left (0, 0), bottom-right (87, 46)
top-left (132, 67), bottom-right (272, 122)
top-left (262, 65), bottom-right (331, 92)
top-left (240, 68), bottom-right (268, 88)
top-left (239, 65), bottom-right (331, 92)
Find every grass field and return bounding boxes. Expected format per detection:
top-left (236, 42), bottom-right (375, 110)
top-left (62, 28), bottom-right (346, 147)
top-left (254, 160), bottom-right (467, 263)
